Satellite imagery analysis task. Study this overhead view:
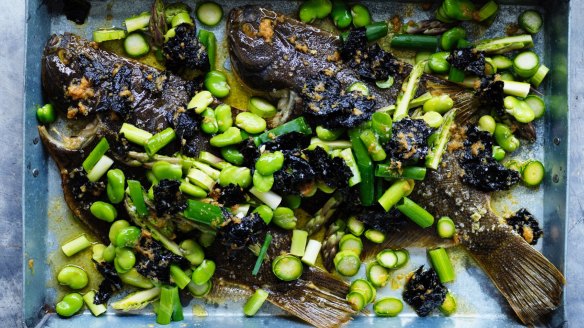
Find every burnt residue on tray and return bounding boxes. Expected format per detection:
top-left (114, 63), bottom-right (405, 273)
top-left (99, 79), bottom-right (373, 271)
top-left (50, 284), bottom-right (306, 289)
top-left (506, 208), bottom-right (543, 245)
top-left (62, 0), bottom-right (91, 25)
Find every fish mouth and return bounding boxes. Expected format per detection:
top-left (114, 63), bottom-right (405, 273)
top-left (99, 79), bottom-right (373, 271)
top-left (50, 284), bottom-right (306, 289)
top-left (44, 34), bottom-right (63, 55)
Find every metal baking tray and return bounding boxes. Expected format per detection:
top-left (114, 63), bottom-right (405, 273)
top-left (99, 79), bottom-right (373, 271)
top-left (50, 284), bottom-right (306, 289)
top-left (22, 0), bottom-right (569, 326)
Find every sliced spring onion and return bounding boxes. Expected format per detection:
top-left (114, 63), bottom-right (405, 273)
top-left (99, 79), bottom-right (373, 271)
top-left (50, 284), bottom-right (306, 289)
top-left (339, 234), bottom-right (363, 256)
top-left (83, 138), bottom-right (110, 173)
top-left (272, 254), bottom-right (303, 281)
top-left (127, 180), bottom-right (148, 216)
top-left (378, 179), bottom-right (413, 211)
top-left (180, 180), bottom-right (207, 198)
top-left (198, 151), bottom-right (230, 170)
top-left (93, 28), bottom-right (126, 43)
top-left (156, 286), bottom-right (175, 324)
top-left (394, 60), bottom-right (427, 121)
top-left (61, 234), bottom-right (91, 257)
top-left (171, 12), bottom-right (194, 27)
top-left (476, 0), bottom-right (498, 22)
top-left (301, 239), bottom-right (322, 267)
top-left (376, 249), bottom-right (398, 269)
top-left (111, 286), bottom-right (160, 310)
top-left (290, 230), bottom-right (308, 257)
top-left (530, 64), bottom-right (549, 88)
top-left (350, 279), bottom-right (376, 304)
top-left (145, 128), bottom-right (176, 156)
top-left (376, 75), bottom-right (394, 89)
top-left (124, 33), bottom-right (150, 58)
top-left (338, 148), bottom-right (361, 187)
top-left (519, 9), bottom-right (543, 34)
top-left (347, 216), bottom-right (365, 236)
top-left (83, 290), bottom-right (107, 316)
top-left (170, 264), bottom-right (191, 289)
top-left (503, 80), bottom-right (531, 98)
top-left (249, 187), bottom-right (282, 210)
top-left (513, 51), bottom-right (540, 78)
top-left (187, 168), bottom-right (215, 191)
top-left (439, 292), bottom-right (457, 315)
top-left (426, 110), bottom-right (456, 170)
top-left (346, 292), bottom-right (366, 311)
top-left (366, 262), bottom-right (389, 287)
top-left (491, 55), bottom-right (513, 70)
top-left (437, 216), bottom-right (456, 238)
top-left (120, 123), bottom-right (152, 146)
top-left (394, 249), bottom-right (409, 268)
top-left (183, 200), bottom-right (224, 227)
top-left (244, 289), bottom-right (269, 316)
top-left (187, 280), bottom-right (213, 298)
top-left (524, 95), bottom-right (546, 119)
top-left (347, 81), bottom-right (370, 96)
top-left (252, 233), bottom-right (273, 276)
top-left (521, 160), bottom-right (545, 187)
top-left (192, 259), bottom-right (216, 285)
top-left (373, 297), bottom-right (403, 317)
top-left (364, 229), bottom-right (386, 244)
top-left (428, 247), bottom-right (455, 283)
top-left (375, 165), bottom-right (427, 181)
top-left (86, 155), bottom-right (114, 182)
top-left (396, 197), bottom-right (435, 228)
top-left (125, 12), bottom-right (151, 33)
top-left (196, 2), bottom-right (223, 26)
top-left (334, 251), bottom-right (361, 277)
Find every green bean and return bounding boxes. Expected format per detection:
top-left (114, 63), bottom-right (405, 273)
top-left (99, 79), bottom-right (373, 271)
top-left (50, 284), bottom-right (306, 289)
top-left (204, 70), bottom-right (230, 98)
top-left (316, 126), bottom-right (344, 141)
top-left (103, 244), bottom-right (116, 262)
top-left (236, 112), bottom-right (267, 134)
top-left (106, 169), bottom-right (125, 204)
top-left (428, 52), bottom-right (451, 74)
top-left (440, 26), bottom-right (466, 51)
top-left (36, 103), bottom-right (57, 124)
top-left (109, 220), bottom-right (130, 245)
top-left (273, 207), bottom-right (297, 230)
top-left (253, 171), bottom-right (274, 193)
top-left (492, 145), bottom-right (506, 161)
top-left (192, 259), bottom-right (216, 285)
top-left (422, 111), bottom-right (444, 128)
top-left (115, 247), bottom-right (136, 273)
top-left (56, 293), bottom-right (84, 317)
top-left (201, 108), bottom-right (219, 134)
top-left (494, 123), bottom-right (520, 152)
top-left (218, 166), bottom-right (252, 188)
top-left (331, 0), bottom-right (351, 28)
top-left (180, 239), bottom-right (205, 266)
top-left (351, 4), bottom-right (371, 27)
top-left (371, 112), bottom-right (392, 143)
top-left (210, 127), bottom-right (245, 147)
top-left (57, 265), bottom-right (89, 290)
top-left (255, 151), bottom-right (284, 176)
top-left (215, 104), bottom-right (233, 132)
top-left (478, 115), bottom-right (496, 134)
top-left (116, 226), bottom-right (141, 247)
top-left (253, 205), bottom-right (274, 224)
top-left (359, 129), bottom-right (386, 162)
top-left (90, 201), bottom-right (117, 222)
top-left (152, 161), bottom-right (183, 180)
top-left (220, 146), bottom-right (244, 165)
top-left (187, 90), bottom-right (214, 114)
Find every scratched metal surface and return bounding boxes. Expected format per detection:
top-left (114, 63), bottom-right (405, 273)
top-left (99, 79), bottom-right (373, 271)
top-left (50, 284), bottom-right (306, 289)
top-left (0, 0), bottom-right (580, 327)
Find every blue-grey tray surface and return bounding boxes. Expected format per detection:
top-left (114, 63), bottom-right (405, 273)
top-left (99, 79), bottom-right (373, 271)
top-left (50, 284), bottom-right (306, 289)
top-left (21, 0), bottom-right (570, 327)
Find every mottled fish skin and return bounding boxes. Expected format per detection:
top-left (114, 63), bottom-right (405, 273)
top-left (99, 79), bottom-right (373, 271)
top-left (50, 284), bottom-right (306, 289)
top-left (410, 152), bottom-right (564, 325)
top-left (227, 6), bottom-right (402, 108)
top-left (42, 33), bottom-right (196, 133)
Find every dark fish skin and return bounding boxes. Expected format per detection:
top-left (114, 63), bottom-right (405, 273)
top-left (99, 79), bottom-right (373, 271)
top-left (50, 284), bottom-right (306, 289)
top-left (227, 6), bottom-right (403, 108)
top-left (42, 33), bottom-right (195, 133)
top-left (410, 153), bottom-right (564, 325)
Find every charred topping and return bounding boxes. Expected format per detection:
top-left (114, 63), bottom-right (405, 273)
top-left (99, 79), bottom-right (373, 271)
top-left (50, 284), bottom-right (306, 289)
top-left (133, 232), bottom-right (189, 284)
top-left (163, 23), bottom-right (210, 76)
top-left (476, 79), bottom-right (505, 116)
top-left (385, 118), bottom-right (434, 165)
top-left (300, 72), bottom-right (376, 128)
top-left (304, 147), bottom-right (352, 190)
top-left (357, 207), bottom-right (407, 233)
top-left (218, 184), bottom-right (247, 207)
top-left (448, 48), bottom-right (486, 77)
top-left (272, 151), bottom-right (316, 195)
top-left (458, 126), bottom-right (520, 192)
top-left (238, 138), bottom-right (261, 168)
top-left (170, 110), bottom-right (203, 157)
top-left (62, 0), bottom-right (91, 25)
top-left (217, 213), bottom-right (268, 250)
top-left (506, 208), bottom-right (543, 245)
top-left (153, 179), bottom-right (187, 216)
top-left (263, 132), bottom-right (312, 153)
top-left (93, 260), bottom-right (122, 304)
top-left (403, 266), bottom-right (447, 317)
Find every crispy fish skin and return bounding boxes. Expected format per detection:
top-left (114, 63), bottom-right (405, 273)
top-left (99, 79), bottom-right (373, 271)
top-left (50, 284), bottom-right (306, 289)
top-left (410, 153), bottom-right (564, 325)
top-left (227, 6), bottom-right (402, 109)
top-left (42, 33), bottom-right (195, 133)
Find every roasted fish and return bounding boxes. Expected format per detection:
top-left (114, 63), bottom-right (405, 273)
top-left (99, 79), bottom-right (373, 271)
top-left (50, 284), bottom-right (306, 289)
top-left (227, 5), bottom-right (564, 325)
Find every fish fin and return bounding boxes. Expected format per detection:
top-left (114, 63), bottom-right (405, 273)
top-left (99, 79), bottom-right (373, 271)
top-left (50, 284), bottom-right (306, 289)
top-left (362, 221), bottom-right (454, 260)
top-left (469, 232), bottom-right (565, 325)
top-left (266, 267), bottom-right (355, 328)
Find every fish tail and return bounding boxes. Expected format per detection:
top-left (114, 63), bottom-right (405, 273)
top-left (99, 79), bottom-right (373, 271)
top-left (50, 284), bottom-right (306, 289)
top-left (469, 232), bottom-right (565, 325)
top-left (266, 267), bottom-right (356, 328)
